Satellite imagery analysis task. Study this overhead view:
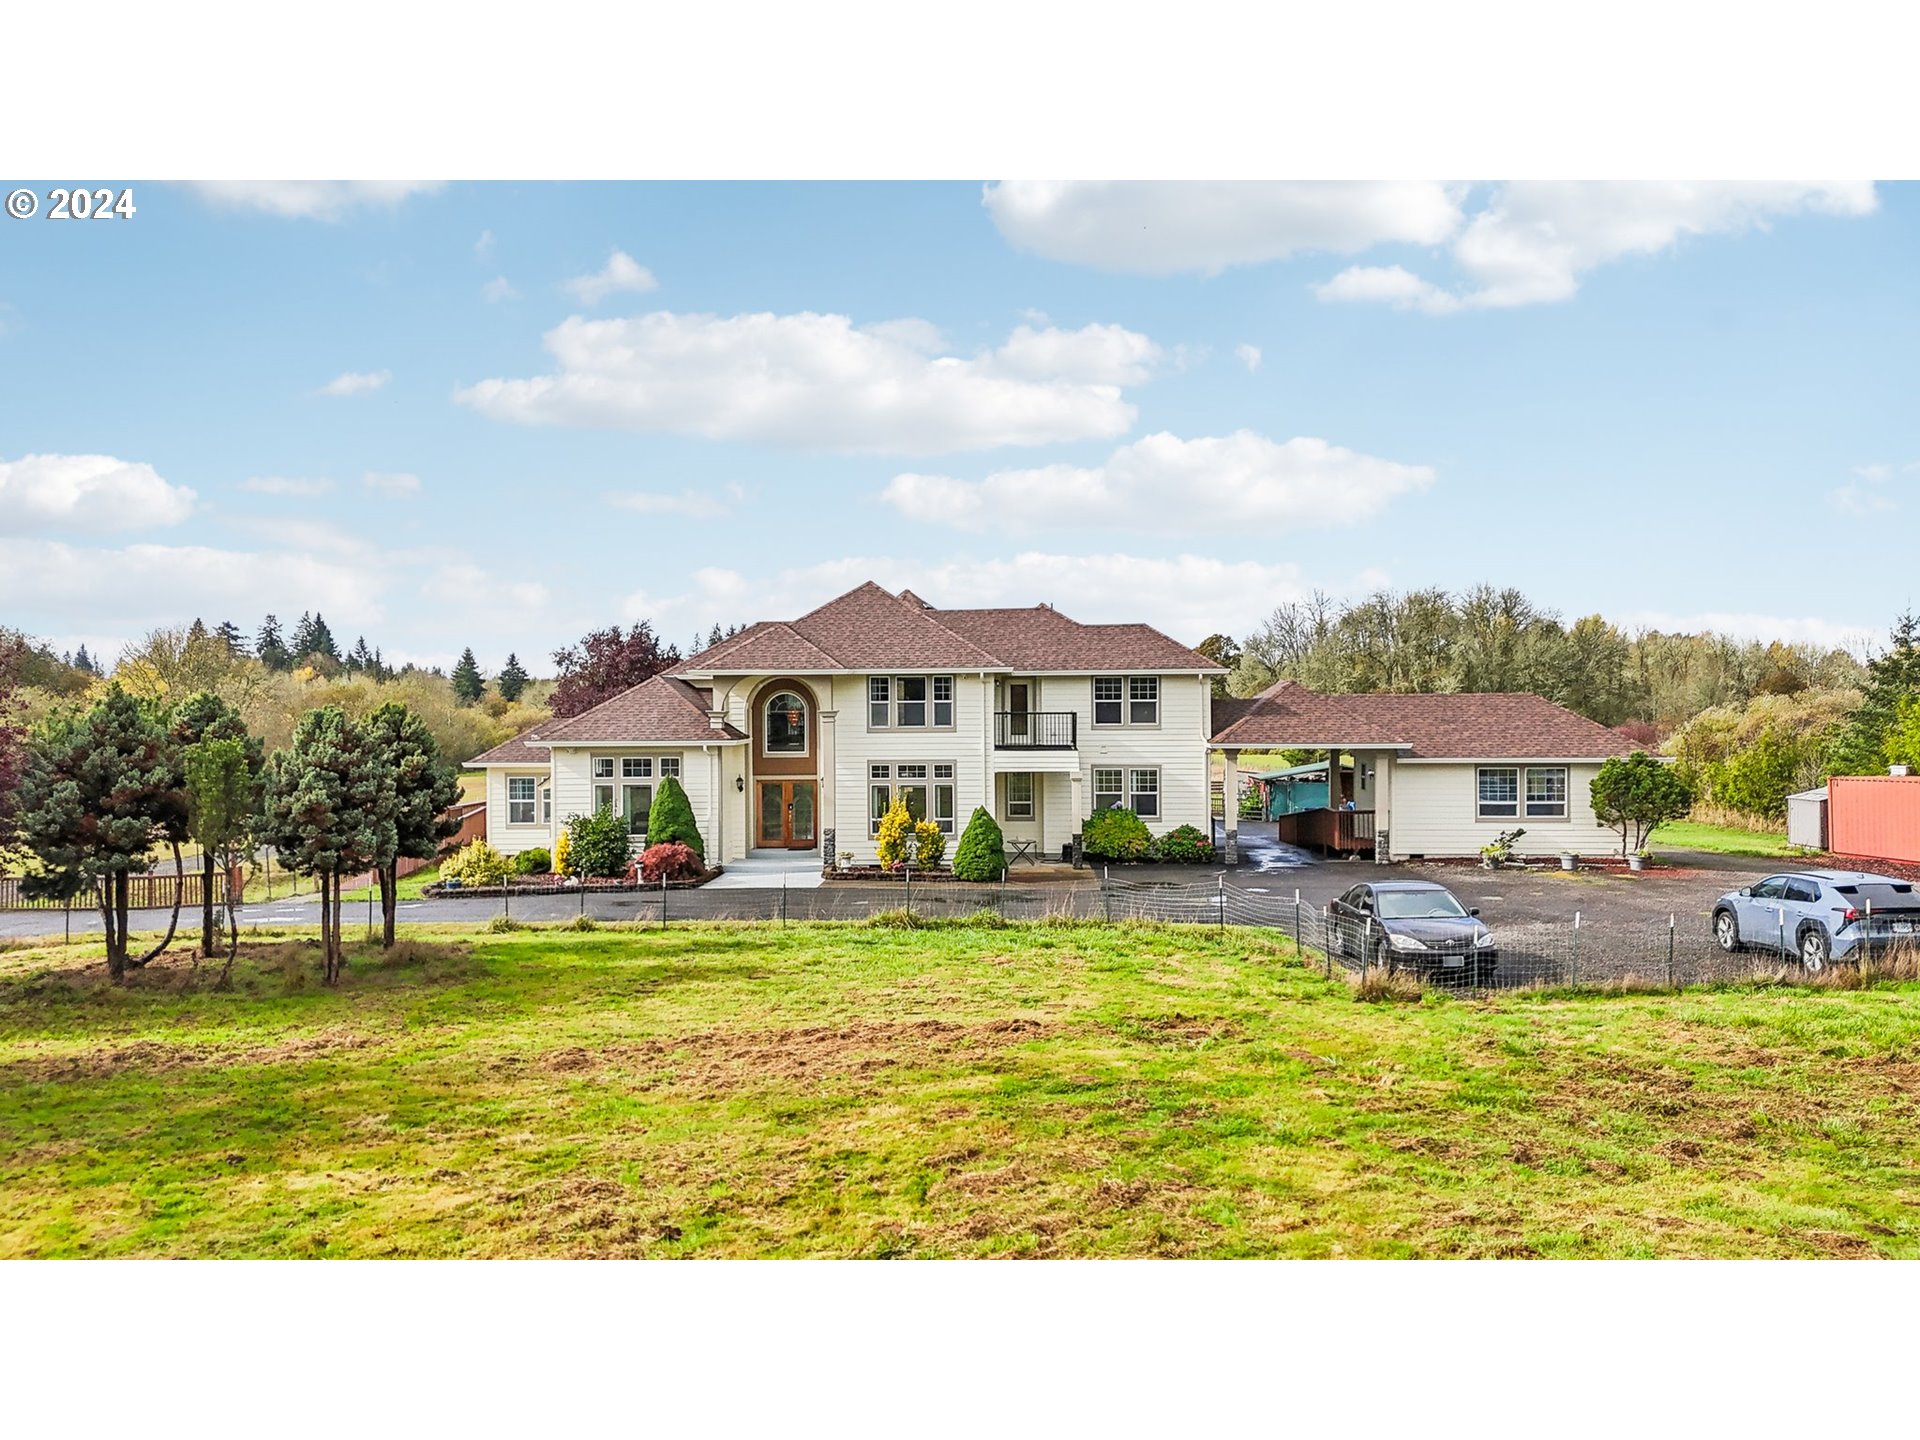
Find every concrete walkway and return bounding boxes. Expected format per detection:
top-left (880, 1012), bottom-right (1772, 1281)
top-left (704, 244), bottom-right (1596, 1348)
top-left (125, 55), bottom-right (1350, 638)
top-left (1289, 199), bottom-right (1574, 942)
top-left (704, 850), bottom-right (826, 890)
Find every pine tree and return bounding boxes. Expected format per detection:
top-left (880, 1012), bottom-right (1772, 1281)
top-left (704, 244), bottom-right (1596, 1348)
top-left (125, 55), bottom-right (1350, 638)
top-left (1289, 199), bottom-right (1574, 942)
top-left (290, 612), bottom-right (317, 657)
top-left (290, 611), bottom-right (339, 664)
top-left (348, 635), bottom-right (378, 676)
top-left (72, 645), bottom-right (95, 675)
top-left (496, 653), bottom-right (530, 702)
top-left (259, 707), bottom-right (396, 984)
top-left (1829, 613), bottom-right (1920, 775)
top-left (644, 774), bottom-right (705, 859)
top-left (361, 702), bottom-right (462, 947)
top-left (213, 620), bottom-right (249, 657)
top-left (451, 648), bottom-right (485, 706)
top-left (16, 686), bottom-right (192, 980)
top-left (170, 692), bottom-right (264, 957)
top-left (256, 615), bottom-right (291, 672)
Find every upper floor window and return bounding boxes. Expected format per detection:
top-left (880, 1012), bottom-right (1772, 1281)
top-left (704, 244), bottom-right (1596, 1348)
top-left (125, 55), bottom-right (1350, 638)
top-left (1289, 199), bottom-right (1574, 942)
top-left (765, 692), bottom-right (808, 753)
top-left (1094, 675), bottom-right (1159, 726)
top-left (868, 675), bottom-right (955, 729)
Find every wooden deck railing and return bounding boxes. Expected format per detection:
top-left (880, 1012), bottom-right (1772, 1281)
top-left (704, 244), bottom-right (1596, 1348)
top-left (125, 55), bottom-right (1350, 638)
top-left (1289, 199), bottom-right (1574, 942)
top-left (1277, 808), bottom-right (1377, 854)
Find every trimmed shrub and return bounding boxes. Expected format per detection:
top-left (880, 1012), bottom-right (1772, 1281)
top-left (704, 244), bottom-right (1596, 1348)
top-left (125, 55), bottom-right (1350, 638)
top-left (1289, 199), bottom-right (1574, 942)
top-left (638, 841), bottom-right (704, 883)
top-left (513, 846), bottom-right (552, 875)
top-left (875, 797), bottom-right (914, 868)
top-left (442, 839), bottom-right (509, 887)
top-left (645, 773), bottom-right (705, 859)
top-left (1082, 807), bottom-right (1152, 861)
top-left (1153, 824), bottom-right (1214, 864)
top-left (552, 828), bottom-right (572, 875)
top-left (912, 819), bottom-right (946, 869)
top-left (951, 807), bottom-right (1007, 881)
top-left (566, 805), bottom-right (633, 879)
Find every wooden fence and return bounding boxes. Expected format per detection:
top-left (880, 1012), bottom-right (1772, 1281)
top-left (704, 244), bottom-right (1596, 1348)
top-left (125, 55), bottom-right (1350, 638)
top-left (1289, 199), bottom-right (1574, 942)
top-left (0, 867), bottom-right (242, 912)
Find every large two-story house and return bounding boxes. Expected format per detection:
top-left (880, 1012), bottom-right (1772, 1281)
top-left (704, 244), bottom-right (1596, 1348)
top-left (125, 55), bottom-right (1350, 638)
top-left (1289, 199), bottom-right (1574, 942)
top-left (469, 582), bottom-right (1227, 866)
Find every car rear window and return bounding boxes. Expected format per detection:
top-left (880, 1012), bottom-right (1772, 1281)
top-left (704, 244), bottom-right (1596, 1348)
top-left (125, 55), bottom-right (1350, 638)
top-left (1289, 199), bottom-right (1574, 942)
top-left (1853, 883), bottom-right (1920, 910)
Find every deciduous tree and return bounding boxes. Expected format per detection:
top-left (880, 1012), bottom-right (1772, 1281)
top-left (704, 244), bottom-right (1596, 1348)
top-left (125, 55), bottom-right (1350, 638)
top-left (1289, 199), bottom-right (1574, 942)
top-left (549, 622), bottom-right (679, 718)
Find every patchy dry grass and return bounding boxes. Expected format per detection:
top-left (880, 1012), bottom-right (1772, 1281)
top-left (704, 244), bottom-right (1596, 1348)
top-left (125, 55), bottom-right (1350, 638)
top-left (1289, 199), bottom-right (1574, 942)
top-left (3, 920), bottom-right (1920, 1258)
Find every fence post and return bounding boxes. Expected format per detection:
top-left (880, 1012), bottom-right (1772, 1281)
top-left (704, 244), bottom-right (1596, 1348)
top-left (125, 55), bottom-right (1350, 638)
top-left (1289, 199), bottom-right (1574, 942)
top-left (905, 862), bottom-right (912, 918)
top-left (579, 882), bottom-right (585, 919)
top-left (1103, 866), bottom-right (1113, 924)
top-left (1667, 913), bottom-right (1676, 988)
top-left (1777, 905), bottom-right (1786, 960)
top-left (661, 873), bottom-right (668, 930)
top-left (503, 878), bottom-right (509, 922)
top-left (1000, 867), bottom-right (1007, 918)
top-left (1293, 889), bottom-right (1302, 956)
top-left (1217, 874), bottom-right (1225, 932)
top-left (1323, 906), bottom-right (1332, 979)
top-left (1571, 910), bottom-right (1580, 987)
top-left (781, 872), bottom-right (788, 928)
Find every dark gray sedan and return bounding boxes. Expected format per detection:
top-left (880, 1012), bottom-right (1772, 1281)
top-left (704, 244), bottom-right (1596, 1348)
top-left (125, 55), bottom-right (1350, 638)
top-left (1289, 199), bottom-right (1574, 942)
top-left (1329, 880), bottom-right (1498, 984)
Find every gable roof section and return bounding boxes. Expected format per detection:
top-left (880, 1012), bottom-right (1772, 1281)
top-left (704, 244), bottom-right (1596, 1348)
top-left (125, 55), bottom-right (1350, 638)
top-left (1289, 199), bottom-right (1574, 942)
top-left (1211, 681), bottom-right (1639, 759)
top-left (674, 582), bottom-right (1223, 675)
top-left (533, 674), bottom-right (746, 745)
top-left (468, 725), bottom-right (553, 767)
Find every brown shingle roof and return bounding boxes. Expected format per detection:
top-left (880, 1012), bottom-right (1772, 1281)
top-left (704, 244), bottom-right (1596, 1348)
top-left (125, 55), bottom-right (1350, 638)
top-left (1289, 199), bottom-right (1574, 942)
top-left (533, 675), bottom-right (747, 744)
top-left (673, 583), bottom-right (1222, 675)
top-left (467, 725), bottom-right (553, 767)
top-left (1211, 681), bottom-right (1640, 759)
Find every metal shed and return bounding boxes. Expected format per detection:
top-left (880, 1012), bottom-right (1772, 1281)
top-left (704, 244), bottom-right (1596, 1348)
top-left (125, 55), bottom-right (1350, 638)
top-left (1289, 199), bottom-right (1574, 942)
top-left (1786, 785), bottom-right (1828, 851)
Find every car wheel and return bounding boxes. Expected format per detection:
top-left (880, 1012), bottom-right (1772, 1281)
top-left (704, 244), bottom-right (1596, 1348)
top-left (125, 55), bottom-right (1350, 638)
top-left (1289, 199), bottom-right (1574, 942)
top-left (1800, 927), bottom-right (1830, 973)
top-left (1371, 939), bottom-right (1394, 972)
top-left (1713, 909), bottom-right (1741, 953)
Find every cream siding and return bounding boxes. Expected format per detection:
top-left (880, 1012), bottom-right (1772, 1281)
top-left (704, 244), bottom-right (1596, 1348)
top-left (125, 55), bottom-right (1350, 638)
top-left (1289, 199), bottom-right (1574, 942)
top-left (547, 744), bottom-right (726, 861)
top-left (484, 766), bottom-right (553, 856)
top-left (835, 671), bottom-right (991, 865)
top-left (1384, 759), bottom-right (1619, 860)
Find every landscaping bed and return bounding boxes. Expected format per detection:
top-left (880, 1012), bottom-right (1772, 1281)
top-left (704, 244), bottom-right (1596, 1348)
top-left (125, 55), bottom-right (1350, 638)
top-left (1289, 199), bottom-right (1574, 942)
top-left (423, 867), bottom-right (723, 898)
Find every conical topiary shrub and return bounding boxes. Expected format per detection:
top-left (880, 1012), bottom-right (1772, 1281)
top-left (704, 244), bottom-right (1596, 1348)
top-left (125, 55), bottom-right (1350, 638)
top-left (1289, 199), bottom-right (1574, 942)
top-left (951, 806), bottom-right (1007, 880)
top-left (645, 773), bottom-right (705, 859)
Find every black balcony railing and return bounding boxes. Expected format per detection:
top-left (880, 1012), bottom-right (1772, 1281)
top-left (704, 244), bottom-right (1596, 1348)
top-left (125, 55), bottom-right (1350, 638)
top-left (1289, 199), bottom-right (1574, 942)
top-left (994, 711), bottom-right (1077, 749)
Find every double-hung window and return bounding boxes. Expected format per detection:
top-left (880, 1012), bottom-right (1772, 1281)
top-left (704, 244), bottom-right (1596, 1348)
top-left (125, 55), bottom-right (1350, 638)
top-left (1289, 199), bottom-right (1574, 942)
top-left (1093, 767), bottom-right (1125, 811)
top-left (933, 763), bottom-right (956, 834)
top-left (1128, 768), bottom-right (1160, 817)
top-left (896, 678), bottom-right (927, 727)
top-left (868, 677), bottom-right (890, 728)
top-left (507, 776), bottom-right (537, 825)
top-left (592, 757), bottom-right (616, 816)
top-left (1476, 767), bottom-right (1519, 819)
top-left (869, 764), bottom-right (892, 836)
top-left (1524, 766), bottom-right (1568, 818)
top-left (1005, 772), bottom-right (1034, 820)
top-left (1093, 677), bottom-right (1124, 726)
top-left (1129, 677), bottom-right (1160, 725)
top-left (932, 676), bottom-right (954, 727)
top-left (870, 675), bottom-right (955, 728)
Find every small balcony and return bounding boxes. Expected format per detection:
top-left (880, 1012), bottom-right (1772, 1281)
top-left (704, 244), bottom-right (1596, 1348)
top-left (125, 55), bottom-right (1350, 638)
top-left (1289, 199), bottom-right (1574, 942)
top-left (994, 710), bottom-right (1077, 749)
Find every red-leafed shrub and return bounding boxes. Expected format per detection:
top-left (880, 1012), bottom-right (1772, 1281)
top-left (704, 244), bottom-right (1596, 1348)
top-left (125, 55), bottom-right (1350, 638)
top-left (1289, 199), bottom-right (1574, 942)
top-left (638, 841), bottom-right (704, 883)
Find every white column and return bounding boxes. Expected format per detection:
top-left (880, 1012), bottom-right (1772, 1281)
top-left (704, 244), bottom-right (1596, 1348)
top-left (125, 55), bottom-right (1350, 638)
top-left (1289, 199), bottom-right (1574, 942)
top-left (819, 706), bottom-right (838, 866)
top-left (1373, 753), bottom-right (1393, 863)
top-left (1222, 748), bottom-right (1240, 865)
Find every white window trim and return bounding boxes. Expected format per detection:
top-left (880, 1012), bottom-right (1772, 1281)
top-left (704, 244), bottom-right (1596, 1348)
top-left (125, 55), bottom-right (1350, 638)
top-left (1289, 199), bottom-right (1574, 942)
top-left (1524, 765), bottom-right (1569, 821)
top-left (1005, 771), bottom-right (1034, 820)
top-left (1092, 674), bottom-right (1161, 728)
top-left (1093, 766), bottom-right (1125, 811)
top-left (869, 759), bottom-right (958, 834)
top-left (507, 775), bottom-right (539, 826)
top-left (1128, 766), bottom-right (1161, 818)
top-left (866, 674), bottom-right (958, 732)
top-left (761, 690), bottom-right (812, 758)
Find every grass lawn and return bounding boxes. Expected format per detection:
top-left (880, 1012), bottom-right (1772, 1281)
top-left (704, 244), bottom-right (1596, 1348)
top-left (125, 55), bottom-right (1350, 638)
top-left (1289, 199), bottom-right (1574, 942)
top-left (1651, 819), bottom-right (1807, 859)
top-left (340, 864), bottom-right (441, 904)
top-left (3, 919), bottom-right (1918, 1258)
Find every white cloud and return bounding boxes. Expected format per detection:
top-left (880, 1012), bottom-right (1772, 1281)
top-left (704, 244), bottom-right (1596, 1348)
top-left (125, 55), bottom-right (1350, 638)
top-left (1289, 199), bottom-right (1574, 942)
top-left (1831, 483), bottom-right (1896, 516)
top-left (429, 561), bottom-right (551, 616)
top-left (319, 369), bottom-right (391, 396)
top-left (482, 276), bottom-right (519, 303)
top-left (239, 475), bottom-right (334, 497)
top-left (608, 486), bottom-right (740, 519)
top-left (474, 229), bottom-right (495, 257)
top-left (983, 181), bottom-right (1462, 274)
top-left (1318, 182), bottom-right (1878, 314)
top-left (883, 431), bottom-right (1433, 536)
top-left (185, 182), bottom-right (440, 221)
top-left (1235, 343), bottom-right (1262, 371)
top-left (0, 537), bottom-right (386, 634)
top-left (625, 552), bottom-right (1343, 647)
top-left (362, 471), bottom-right (421, 497)
top-left (456, 312), bottom-right (1156, 454)
top-left (564, 250), bottom-right (658, 305)
top-left (0, 453), bottom-right (195, 533)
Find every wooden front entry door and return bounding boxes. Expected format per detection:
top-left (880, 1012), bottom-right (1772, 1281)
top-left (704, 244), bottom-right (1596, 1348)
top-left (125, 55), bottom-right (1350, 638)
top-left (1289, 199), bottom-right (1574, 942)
top-left (756, 780), bottom-right (818, 849)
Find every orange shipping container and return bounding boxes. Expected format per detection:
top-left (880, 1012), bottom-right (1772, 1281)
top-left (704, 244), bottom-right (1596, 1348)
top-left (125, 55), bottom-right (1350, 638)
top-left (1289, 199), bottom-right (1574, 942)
top-left (1828, 774), bottom-right (1920, 865)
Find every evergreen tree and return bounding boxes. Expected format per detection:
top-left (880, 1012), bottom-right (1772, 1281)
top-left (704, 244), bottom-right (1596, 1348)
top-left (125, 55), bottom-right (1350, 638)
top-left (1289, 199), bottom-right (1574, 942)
top-left (644, 774), bottom-right (704, 859)
top-left (1829, 613), bottom-right (1920, 775)
top-left (170, 692), bottom-right (264, 957)
top-left (184, 737), bottom-right (257, 982)
top-left (361, 702), bottom-right (462, 947)
top-left (0, 636), bottom-right (24, 844)
top-left (259, 708), bottom-right (396, 984)
top-left (16, 686), bottom-right (191, 981)
top-left (212, 620), bottom-right (249, 657)
top-left (496, 652), bottom-right (530, 702)
top-left (290, 611), bottom-right (339, 664)
top-left (289, 612), bottom-right (317, 657)
top-left (451, 648), bottom-right (485, 706)
top-left (256, 615), bottom-right (292, 672)
top-left (951, 807), bottom-right (1008, 881)
top-left (347, 635), bottom-right (378, 676)
top-left (72, 644), bottom-right (95, 675)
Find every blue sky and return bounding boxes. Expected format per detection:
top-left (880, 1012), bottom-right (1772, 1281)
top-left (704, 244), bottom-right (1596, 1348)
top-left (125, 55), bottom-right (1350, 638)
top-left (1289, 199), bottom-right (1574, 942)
top-left (2, 179), bottom-right (1913, 673)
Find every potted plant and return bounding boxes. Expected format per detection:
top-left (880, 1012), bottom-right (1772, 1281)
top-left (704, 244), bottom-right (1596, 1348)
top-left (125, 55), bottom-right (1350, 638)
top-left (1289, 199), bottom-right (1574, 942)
top-left (1628, 848), bottom-right (1650, 873)
top-left (1559, 850), bottom-right (1576, 871)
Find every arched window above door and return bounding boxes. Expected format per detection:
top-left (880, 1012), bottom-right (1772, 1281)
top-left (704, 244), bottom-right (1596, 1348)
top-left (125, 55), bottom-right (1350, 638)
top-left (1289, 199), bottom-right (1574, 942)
top-left (764, 691), bottom-right (809, 754)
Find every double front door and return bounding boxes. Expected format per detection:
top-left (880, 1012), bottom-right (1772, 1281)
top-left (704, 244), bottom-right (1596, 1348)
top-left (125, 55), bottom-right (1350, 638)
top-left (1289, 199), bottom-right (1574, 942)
top-left (757, 780), bottom-right (817, 849)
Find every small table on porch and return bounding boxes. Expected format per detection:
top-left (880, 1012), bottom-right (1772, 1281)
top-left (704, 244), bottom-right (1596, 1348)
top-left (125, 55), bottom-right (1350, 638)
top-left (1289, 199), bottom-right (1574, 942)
top-left (1007, 839), bottom-right (1040, 866)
